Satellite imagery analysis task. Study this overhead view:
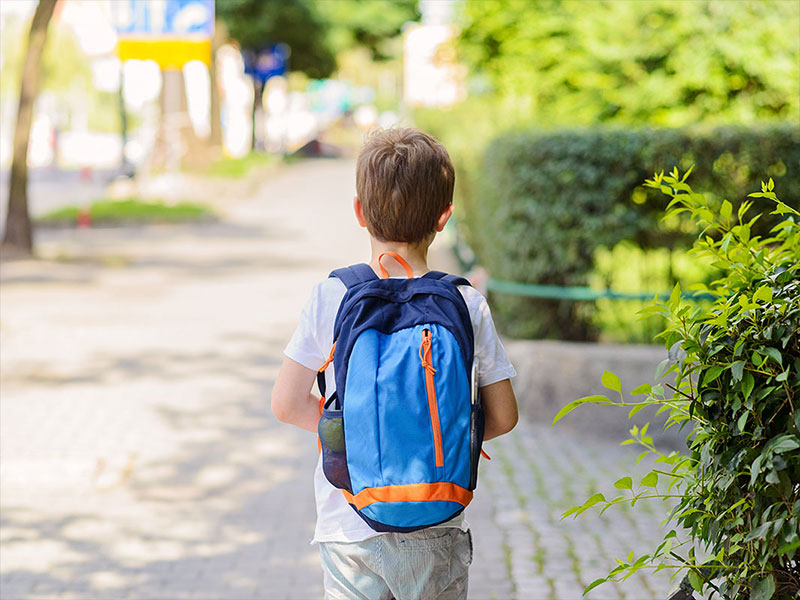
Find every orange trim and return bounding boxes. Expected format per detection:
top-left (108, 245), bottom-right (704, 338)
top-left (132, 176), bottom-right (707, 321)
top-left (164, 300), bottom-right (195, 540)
top-left (421, 329), bottom-right (443, 467)
top-left (481, 449), bottom-right (491, 460)
top-left (318, 342), bottom-right (336, 372)
top-left (378, 251), bottom-right (414, 279)
top-left (342, 482), bottom-right (473, 511)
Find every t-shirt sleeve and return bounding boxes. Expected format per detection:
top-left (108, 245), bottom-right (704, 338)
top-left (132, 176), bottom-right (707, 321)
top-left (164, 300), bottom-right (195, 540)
top-left (284, 283), bottom-right (327, 371)
top-left (465, 287), bottom-right (518, 387)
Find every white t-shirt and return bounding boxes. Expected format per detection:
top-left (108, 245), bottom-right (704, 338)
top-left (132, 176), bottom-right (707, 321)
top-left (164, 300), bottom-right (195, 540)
top-left (284, 275), bottom-right (517, 543)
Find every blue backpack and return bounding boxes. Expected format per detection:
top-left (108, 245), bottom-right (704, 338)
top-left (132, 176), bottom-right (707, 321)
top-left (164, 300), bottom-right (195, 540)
top-left (317, 253), bottom-right (486, 532)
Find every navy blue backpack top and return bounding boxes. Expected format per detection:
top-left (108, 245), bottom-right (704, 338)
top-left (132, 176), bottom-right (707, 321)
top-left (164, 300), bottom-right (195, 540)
top-left (317, 252), bottom-right (486, 533)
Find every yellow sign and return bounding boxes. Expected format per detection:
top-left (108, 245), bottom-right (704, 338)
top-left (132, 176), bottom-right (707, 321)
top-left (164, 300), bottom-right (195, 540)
top-left (114, 0), bottom-right (214, 69)
top-left (117, 38), bottom-right (211, 69)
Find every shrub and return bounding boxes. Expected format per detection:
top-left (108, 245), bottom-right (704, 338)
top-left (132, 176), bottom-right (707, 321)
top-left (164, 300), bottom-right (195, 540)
top-left (557, 172), bottom-right (800, 599)
top-left (465, 125), bottom-right (800, 339)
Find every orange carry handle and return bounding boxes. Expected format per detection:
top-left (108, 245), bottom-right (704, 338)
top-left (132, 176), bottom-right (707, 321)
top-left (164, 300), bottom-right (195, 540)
top-left (377, 251), bottom-right (414, 279)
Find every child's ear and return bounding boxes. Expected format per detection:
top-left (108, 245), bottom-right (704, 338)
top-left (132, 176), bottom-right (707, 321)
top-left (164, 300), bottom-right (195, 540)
top-left (353, 196), bottom-right (367, 228)
top-left (434, 204), bottom-right (455, 232)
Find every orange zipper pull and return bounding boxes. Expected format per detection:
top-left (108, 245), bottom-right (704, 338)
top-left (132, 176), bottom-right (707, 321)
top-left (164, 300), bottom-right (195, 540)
top-left (419, 329), bottom-right (436, 373)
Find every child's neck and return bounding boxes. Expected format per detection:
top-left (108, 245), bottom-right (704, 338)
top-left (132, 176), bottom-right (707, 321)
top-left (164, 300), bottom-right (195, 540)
top-left (368, 237), bottom-right (432, 277)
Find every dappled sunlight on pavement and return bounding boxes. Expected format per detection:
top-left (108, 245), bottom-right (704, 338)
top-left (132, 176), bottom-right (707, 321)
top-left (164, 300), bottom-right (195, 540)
top-left (2, 159), bottom-right (674, 599)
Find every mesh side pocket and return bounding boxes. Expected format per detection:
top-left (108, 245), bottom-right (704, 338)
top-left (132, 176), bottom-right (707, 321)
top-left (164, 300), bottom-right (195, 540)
top-left (319, 410), bottom-right (352, 492)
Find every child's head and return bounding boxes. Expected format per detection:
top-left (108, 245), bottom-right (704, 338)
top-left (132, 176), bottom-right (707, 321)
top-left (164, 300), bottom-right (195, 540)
top-left (355, 128), bottom-right (455, 245)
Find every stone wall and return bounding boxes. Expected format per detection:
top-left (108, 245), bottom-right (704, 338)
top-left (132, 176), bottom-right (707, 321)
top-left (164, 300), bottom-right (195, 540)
top-left (504, 339), bottom-right (688, 450)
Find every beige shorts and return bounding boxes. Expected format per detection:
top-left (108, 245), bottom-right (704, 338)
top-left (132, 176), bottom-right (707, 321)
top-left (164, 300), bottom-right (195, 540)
top-left (319, 528), bottom-right (473, 600)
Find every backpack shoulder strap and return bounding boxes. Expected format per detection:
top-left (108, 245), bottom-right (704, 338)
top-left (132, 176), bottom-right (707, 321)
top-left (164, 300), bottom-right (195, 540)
top-left (329, 263), bottom-right (378, 289)
top-left (423, 270), bottom-right (472, 287)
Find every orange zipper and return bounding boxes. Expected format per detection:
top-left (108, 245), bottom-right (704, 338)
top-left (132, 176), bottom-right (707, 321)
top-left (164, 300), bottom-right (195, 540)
top-left (420, 329), bottom-right (444, 468)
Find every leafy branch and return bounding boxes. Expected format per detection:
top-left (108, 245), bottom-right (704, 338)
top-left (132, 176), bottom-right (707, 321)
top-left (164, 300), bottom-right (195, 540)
top-left (554, 170), bottom-right (800, 599)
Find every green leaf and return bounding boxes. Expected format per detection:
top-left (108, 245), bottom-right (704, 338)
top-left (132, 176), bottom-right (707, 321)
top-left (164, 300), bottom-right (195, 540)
top-left (750, 574), bottom-right (775, 600)
top-left (669, 282), bottom-right (681, 307)
top-left (750, 455), bottom-right (763, 486)
top-left (753, 285), bottom-right (773, 303)
top-left (614, 476), bottom-right (633, 490)
top-left (776, 370), bottom-right (788, 382)
top-left (628, 403), bottom-right (646, 418)
top-left (703, 365), bottom-right (724, 384)
top-left (582, 578), bottom-right (607, 595)
top-left (552, 395), bottom-right (608, 425)
top-left (638, 305), bottom-right (669, 317)
top-left (601, 370), bottom-right (622, 394)
top-left (630, 383), bottom-right (651, 395)
top-left (739, 224), bottom-right (751, 242)
top-left (742, 371), bottom-right (754, 401)
top-left (640, 472), bottom-right (658, 488)
top-left (688, 570), bottom-right (703, 592)
top-left (745, 522), bottom-right (772, 541)
top-left (762, 347), bottom-right (783, 366)
top-left (767, 434), bottom-right (800, 454)
top-left (731, 360), bottom-right (745, 382)
top-left (737, 411), bottom-right (749, 432)
top-left (581, 492), bottom-right (606, 511)
top-left (655, 358), bottom-right (670, 380)
top-left (720, 199), bottom-right (732, 220)
top-left (778, 540), bottom-right (800, 555)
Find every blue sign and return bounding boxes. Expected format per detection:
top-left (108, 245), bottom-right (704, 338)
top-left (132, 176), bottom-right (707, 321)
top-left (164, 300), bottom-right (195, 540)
top-left (243, 44), bottom-right (290, 83)
top-left (116, 0), bottom-right (214, 37)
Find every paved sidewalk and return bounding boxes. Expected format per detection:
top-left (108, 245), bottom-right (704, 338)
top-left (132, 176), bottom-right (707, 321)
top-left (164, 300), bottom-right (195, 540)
top-left (2, 159), bottom-right (675, 600)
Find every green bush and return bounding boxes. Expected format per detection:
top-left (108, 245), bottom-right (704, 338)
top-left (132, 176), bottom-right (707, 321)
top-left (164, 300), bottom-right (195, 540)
top-left (465, 125), bottom-right (800, 340)
top-left (557, 172), bottom-right (800, 599)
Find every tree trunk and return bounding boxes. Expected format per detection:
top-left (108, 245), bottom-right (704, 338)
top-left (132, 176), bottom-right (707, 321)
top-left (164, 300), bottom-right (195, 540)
top-left (251, 78), bottom-right (264, 152)
top-left (208, 18), bottom-right (226, 147)
top-left (150, 68), bottom-right (202, 171)
top-left (2, 0), bottom-right (58, 256)
top-left (118, 60), bottom-right (129, 170)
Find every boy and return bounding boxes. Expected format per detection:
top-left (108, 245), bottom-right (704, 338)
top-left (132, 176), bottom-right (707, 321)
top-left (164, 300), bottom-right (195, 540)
top-left (272, 128), bottom-right (518, 600)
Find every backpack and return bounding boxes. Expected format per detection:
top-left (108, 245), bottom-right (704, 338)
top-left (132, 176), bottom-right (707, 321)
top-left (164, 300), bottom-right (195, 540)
top-left (317, 252), bottom-right (486, 532)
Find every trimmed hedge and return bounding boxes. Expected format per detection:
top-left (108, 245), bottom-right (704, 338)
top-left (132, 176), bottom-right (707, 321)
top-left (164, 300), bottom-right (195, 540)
top-left (463, 124), bottom-right (800, 340)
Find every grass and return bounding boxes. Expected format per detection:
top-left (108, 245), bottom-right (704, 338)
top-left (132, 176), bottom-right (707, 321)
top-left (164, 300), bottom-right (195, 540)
top-left (204, 152), bottom-right (281, 178)
top-left (37, 198), bottom-right (214, 226)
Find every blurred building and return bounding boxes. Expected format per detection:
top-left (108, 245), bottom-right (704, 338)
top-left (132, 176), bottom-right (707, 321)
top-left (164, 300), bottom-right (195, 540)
top-left (403, 0), bottom-right (465, 107)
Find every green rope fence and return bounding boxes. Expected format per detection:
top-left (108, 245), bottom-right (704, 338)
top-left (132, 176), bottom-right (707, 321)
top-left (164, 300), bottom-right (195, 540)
top-left (486, 278), bottom-right (716, 302)
top-left (450, 225), bottom-right (716, 303)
